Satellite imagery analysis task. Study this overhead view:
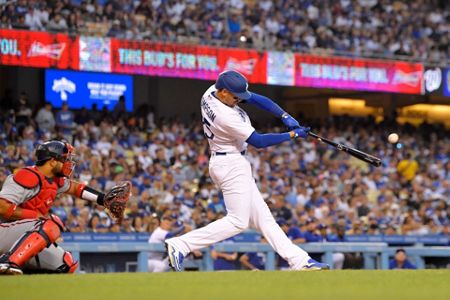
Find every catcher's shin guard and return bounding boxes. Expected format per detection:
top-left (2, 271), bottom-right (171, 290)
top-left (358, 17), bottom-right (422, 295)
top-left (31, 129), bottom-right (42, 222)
top-left (2, 218), bottom-right (62, 267)
top-left (56, 251), bottom-right (78, 273)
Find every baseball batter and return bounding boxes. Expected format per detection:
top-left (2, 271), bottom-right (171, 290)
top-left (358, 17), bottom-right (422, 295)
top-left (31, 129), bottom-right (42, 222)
top-left (166, 70), bottom-right (329, 271)
top-left (0, 140), bottom-right (129, 275)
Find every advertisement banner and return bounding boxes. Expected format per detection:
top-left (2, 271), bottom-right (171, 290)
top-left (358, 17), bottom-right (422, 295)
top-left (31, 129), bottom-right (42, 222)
top-left (0, 29), bottom-right (79, 69)
top-left (422, 67), bottom-right (444, 95)
top-left (0, 29), bottom-right (432, 96)
top-left (45, 69), bottom-right (133, 111)
top-left (79, 36), bottom-right (111, 72)
top-left (295, 55), bottom-right (423, 94)
top-left (110, 39), bottom-right (267, 84)
top-left (443, 68), bottom-right (450, 97)
top-left (267, 51), bottom-right (295, 86)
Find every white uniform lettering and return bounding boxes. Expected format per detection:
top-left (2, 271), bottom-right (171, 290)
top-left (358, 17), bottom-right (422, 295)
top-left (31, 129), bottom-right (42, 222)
top-left (200, 85), bottom-right (255, 153)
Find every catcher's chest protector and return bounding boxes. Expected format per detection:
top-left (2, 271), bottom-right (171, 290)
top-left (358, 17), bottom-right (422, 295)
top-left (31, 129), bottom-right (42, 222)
top-left (15, 167), bottom-right (64, 216)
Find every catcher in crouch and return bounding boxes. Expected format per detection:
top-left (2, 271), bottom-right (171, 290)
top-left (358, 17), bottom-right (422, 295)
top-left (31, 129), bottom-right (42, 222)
top-left (0, 140), bottom-right (131, 275)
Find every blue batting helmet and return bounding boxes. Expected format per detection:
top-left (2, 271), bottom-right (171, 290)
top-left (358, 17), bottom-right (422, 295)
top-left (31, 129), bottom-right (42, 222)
top-left (215, 70), bottom-right (252, 100)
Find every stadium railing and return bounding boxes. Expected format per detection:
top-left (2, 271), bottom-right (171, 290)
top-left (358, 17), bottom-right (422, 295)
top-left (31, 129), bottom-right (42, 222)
top-left (60, 233), bottom-right (450, 272)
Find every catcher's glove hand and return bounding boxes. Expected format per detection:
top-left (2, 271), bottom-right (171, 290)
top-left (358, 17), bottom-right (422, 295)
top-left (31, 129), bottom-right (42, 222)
top-left (103, 181), bottom-right (131, 224)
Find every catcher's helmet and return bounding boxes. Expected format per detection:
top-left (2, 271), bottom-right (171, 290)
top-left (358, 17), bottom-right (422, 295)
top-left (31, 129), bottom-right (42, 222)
top-left (35, 140), bottom-right (76, 177)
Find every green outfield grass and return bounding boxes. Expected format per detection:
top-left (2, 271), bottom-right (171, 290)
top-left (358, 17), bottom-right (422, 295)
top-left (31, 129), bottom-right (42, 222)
top-left (1, 270), bottom-right (449, 300)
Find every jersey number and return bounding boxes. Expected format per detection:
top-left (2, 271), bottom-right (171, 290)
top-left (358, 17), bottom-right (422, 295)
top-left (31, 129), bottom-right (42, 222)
top-left (202, 117), bottom-right (214, 139)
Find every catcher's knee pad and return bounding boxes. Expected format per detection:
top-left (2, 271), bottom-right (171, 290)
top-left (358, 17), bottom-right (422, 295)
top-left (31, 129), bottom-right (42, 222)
top-left (6, 219), bottom-right (62, 267)
top-left (38, 218), bottom-right (63, 244)
top-left (56, 251), bottom-right (78, 274)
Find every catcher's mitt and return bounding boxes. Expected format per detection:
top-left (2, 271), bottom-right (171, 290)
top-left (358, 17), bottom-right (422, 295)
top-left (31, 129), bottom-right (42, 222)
top-left (103, 181), bottom-right (131, 224)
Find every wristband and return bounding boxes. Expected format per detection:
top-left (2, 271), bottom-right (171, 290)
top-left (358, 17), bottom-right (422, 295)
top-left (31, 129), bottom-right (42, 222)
top-left (75, 183), bottom-right (86, 198)
top-left (77, 184), bottom-right (105, 206)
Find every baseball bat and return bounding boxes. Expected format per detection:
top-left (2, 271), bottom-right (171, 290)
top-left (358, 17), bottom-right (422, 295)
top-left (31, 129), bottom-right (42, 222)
top-left (308, 132), bottom-right (382, 167)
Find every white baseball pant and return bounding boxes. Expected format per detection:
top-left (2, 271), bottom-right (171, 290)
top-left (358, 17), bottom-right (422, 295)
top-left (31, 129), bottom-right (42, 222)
top-left (167, 153), bottom-right (310, 269)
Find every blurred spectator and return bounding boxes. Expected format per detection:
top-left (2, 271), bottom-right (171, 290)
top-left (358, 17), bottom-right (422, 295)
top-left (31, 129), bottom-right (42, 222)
top-left (88, 213), bottom-right (109, 233)
top-left (112, 95), bottom-right (127, 120)
top-left (389, 249), bottom-right (417, 269)
top-left (15, 93), bottom-right (32, 133)
top-left (56, 103), bottom-right (75, 142)
top-left (303, 218), bottom-right (323, 242)
top-left (318, 223), bottom-right (345, 269)
top-left (12, 14), bottom-right (29, 30)
top-left (0, 167), bottom-right (10, 188)
top-left (35, 103), bottom-right (55, 133)
top-left (47, 13), bottom-right (68, 32)
top-left (25, 6), bottom-right (44, 31)
top-left (147, 213), bottom-right (183, 272)
top-left (397, 153), bottom-right (419, 182)
top-left (121, 216), bottom-right (135, 232)
top-left (240, 237), bottom-right (267, 271)
top-left (240, 251), bottom-right (266, 271)
top-left (211, 237), bottom-right (238, 271)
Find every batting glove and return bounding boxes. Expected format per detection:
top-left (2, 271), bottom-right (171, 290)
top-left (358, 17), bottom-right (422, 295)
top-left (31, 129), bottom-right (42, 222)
top-left (281, 113), bottom-right (300, 130)
top-left (292, 126), bottom-right (310, 139)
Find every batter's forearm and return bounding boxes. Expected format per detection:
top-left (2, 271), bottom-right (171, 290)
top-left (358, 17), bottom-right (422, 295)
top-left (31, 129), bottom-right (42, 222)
top-left (246, 131), bottom-right (292, 148)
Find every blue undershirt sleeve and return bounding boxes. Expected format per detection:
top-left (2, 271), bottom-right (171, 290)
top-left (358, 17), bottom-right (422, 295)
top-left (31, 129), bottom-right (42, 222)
top-left (244, 92), bottom-right (285, 117)
top-left (246, 131), bottom-right (291, 149)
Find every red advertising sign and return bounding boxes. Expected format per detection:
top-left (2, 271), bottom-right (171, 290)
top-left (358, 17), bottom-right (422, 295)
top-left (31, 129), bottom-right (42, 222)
top-left (0, 29), bottom-right (427, 95)
top-left (110, 39), bottom-right (267, 84)
top-left (295, 55), bottom-right (423, 94)
top-left (0, 29), bottom-right (79, 69)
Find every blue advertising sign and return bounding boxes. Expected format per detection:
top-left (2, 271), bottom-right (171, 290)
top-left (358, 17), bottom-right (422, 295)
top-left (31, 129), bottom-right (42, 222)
top-left (45, 69), bottom-right (133, 111)
top-left (444, 68), bottom-right (450, 97)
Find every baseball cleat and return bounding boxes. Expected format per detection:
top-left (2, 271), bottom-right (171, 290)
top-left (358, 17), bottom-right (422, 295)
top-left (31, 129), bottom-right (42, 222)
top-left (0, 263), bottom-right (23, 275)
top-left (165, 242), bottom-right (184, 272)
top-left (300, 258), bottom-right (330, 271)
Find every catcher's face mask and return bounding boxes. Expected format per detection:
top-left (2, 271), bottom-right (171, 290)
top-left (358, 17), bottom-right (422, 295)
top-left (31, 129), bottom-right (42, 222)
top-left (57, 143), bottom-right (76, 178)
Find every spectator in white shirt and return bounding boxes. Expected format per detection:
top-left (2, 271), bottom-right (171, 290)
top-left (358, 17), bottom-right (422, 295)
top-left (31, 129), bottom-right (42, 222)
top-left (25, 7), bottom-right (44, 30)
top-left (47, 13), bottom-right (68, 32)
top-left (35, 103), bottom-right (55, 133)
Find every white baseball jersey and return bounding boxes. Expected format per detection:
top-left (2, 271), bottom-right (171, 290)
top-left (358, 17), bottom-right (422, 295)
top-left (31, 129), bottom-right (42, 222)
top-left (148, 226), bottom-right (169, 260)
top-left (200, 85), bottom-right (255, 153)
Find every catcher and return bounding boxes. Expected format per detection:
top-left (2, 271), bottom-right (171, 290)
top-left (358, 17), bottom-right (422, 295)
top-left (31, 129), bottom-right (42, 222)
top-left (0, 140), bottom-right (131, 275)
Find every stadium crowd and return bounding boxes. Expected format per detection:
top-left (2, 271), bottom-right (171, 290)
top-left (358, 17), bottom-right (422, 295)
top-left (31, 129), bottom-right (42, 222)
top-left (0, 0), bottom-right (448, 63)
top-left (0, 92), bottom-right (449, 243)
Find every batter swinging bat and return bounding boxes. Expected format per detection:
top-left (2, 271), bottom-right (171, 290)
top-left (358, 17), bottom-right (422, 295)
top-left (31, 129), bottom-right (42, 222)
top-left (308, 132), bottom-right (382, 167)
